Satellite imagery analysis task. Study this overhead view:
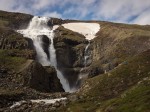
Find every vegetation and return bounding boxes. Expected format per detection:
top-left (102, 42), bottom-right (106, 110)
top-left (0, 20), bottom-right (9, 27)
top-left (57, 50), bottom-right (150, 112)
top-left (98, 80), bottom-right (150, 112)
top-left (0, 50), bottom-right (27, 71)
top-left (0, 10), bottom-right (32, 28)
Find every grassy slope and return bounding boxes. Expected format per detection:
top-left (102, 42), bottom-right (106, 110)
top-left (57, 50), bottom-right (150, 112)
top-left (98, 80), bottom-right (150, 112)
top-left (0, 50), bottom-right (27, 71)
top-left (91, 21), bottom-right (150, 73)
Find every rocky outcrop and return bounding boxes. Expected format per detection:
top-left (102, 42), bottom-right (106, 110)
top-left (0, 27), bottom-right (35, 59)
top-left (53, 26), bottom-right (88, 87)
top-left (20, 60), bottom-right (64, 92)
top-left (48, 18), bottom-right (63, 26)
top-left (54, 26), bottom-right (87, 68)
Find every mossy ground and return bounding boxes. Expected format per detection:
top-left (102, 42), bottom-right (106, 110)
top-left (0, 20), bottom-right (9, 27)
top-left (57, 50), bottom-right (150, 112)
top-left (89, 20), bottom-right (150, 77)
top-left (0, 50), bottom-right (27, 71)
top-left (98, 80), bottom-right (150, 112)
top-left (0, 10), bottom-right (32, 29)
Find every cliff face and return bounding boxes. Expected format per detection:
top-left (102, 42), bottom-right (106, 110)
top-left (20, 60), bottom-right (64, 92)
top-left (0, 10), bottom-right (64, 96)
top-left (53, 26), bottom-right (88, 88)
top-left (54, 26), bottom-right (86, 67)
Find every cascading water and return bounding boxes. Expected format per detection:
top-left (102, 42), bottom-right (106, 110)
top-left (17, 16), bottom-right (72, 92)
top-left (75, 41), bottom-right (91, 89)
top-left (84, 41), bottom-right (90, 67)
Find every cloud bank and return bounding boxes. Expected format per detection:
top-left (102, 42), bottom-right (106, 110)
top-left (0, 0), bottom-right (150, 25)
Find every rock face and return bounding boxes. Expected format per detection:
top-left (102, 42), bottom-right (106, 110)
top-left (21, 60), bottom-right (64, 92)
top-left (54, 26), bottom-right (88, 88)
top-left (0, 27), bottom-right (35, 59)
top-left (0, 10), bottom-right (64, 94)
top-left (48, 17), bottom-right (63, 26)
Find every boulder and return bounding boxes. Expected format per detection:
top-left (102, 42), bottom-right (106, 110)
top-left (21, 61), bottom-right (64, 92)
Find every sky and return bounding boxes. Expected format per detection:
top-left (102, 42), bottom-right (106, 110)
top-left (0, 0), bottom-right (150, 25)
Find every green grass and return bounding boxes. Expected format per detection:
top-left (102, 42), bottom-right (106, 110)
top-left (91, 21), bottom-right (150, 74)
top-left (0, 19), bottom-right (9, 27)
top-left (0, 50), bottom-right (27, 71)
top-left (84, 50), bottom-right (150, 99)
top-left (57, 50), bottom-right (150, 112)
top-left (0, 88), bottom-right (24, 96)
top-left (98, 79), bottom-right (150, 112)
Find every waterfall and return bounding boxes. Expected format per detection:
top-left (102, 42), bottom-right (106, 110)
top-left (84, 41), bottom-right (90, 67)
top-left (17, 16), bottom-right (72, 92)
top-left (75, 41), bottom-right (91, 89)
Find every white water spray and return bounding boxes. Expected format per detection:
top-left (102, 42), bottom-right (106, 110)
top-left (17, 16), bottom-right (72, 92)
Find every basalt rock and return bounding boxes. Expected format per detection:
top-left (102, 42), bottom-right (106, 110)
top-left (0, 27), bottom-right (35, 59)
top-left (40, 35), bottom-right (50, 59)
top-left (54, 26), bottom-right (87, 68)
top-left (21, 61), bottom-right (64, 92)
top-left (48, 17), bottom-right (63, 26)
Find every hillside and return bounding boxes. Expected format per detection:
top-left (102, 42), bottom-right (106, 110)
top-left (0, 10), bottom-right (150, 112)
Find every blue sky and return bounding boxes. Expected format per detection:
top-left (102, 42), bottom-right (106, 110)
top-left (0, 0), bottom-right (150, 25)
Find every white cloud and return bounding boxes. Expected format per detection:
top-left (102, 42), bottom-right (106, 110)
top-left (132, 10), bottom-right (150, 25)
top-left (93, 0), bottom-right (150, 24)
top-left (0, 0), bottom-right (16, 11)
top-left (42, 11), bottom-right (62, 18)
top-left (32, 0), bottom-right (58, 10)
top-left (0, 0), bottom-right (150, 25)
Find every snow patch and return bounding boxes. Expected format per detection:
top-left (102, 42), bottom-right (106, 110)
top-left (62, 23), bottom-right (100, 40)
top-left (31, 97), bottom-right (67, 104)
top-left (10, 97), bottom-right (67, 109)
top-left (10, 101), bottom-right (26, 109)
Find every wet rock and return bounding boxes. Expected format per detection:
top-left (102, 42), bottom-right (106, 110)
top-left (48, 18), bottom-right (63, 26)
